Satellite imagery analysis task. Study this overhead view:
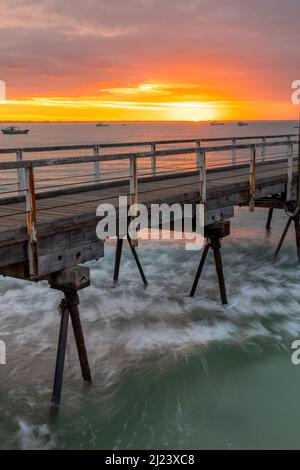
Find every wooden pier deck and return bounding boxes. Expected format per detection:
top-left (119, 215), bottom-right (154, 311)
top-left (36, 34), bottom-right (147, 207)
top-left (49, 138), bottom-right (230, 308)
top-left (0, 133), bottom-right (299, 410)
top-left (0, 135), bottom-right (298, 277)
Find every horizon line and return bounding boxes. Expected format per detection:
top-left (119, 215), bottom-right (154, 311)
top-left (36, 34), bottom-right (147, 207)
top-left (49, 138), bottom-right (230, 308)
top-left (0, 119), bottom-right (299, 124)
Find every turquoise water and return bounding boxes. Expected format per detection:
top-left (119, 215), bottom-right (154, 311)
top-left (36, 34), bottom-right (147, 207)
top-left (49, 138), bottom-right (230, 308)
top-left (0, 121), bottom-right (300, 449)
top-left (0, 206), bottom-right (300, 449)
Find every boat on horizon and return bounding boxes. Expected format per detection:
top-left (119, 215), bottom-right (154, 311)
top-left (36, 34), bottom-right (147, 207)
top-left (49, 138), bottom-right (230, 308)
top-left (238, 122), bottom-right (248, 126)
top-left (1, 126), bottom-right (29, 135)
top-left (210, 121), bottom-right (224, 126)
top-left (96, 122), bottom-right (110, 127)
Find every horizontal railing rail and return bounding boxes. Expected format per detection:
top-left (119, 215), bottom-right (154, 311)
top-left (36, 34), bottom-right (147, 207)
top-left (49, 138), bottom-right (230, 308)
top-left (0, 134), bottom-right (297, 154)
top-left (0, 139), bottom-right (297, 170)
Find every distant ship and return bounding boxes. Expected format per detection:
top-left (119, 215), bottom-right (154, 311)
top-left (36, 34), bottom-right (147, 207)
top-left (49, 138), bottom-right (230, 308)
top-left (238, 122), bottom-right (248, 126)
top-left (210, 121), bottom-right (224, 126)
top-left (1, 126), bottom-right (29, 135)
top-left (96, 122), bottom-right (109, 127)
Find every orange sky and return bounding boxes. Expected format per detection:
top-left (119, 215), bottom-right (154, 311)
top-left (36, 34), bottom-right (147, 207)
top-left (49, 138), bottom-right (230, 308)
top-left (0, 0), bottom-right (299, 122)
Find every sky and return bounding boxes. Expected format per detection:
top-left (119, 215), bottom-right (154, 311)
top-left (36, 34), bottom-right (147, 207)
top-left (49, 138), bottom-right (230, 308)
top-left (0, 0), bottom-right (299, 121)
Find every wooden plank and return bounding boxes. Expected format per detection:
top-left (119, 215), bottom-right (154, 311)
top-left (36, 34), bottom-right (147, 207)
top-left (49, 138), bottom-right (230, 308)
top-left (37, 240), bottom-right (104, 277)
top-left (0, 225), bottom-right (104, 270)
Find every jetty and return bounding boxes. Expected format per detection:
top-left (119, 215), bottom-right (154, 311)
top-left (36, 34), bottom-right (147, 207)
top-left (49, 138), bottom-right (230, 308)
top-left (0, 133), bottom-right (299, 412)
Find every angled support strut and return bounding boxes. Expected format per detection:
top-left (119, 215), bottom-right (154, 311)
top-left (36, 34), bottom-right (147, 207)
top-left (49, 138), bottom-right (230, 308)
top-left (274, 211), bottom-right (300, 262)
top-left (113, 235), bottom-right (148, 286)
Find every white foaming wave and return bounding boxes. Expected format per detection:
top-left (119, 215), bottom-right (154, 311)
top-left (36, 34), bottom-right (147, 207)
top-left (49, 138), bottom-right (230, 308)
top-left (16, 420), bottom-right (55, 450)
top-left (1, 240), bottom-right (300, 396)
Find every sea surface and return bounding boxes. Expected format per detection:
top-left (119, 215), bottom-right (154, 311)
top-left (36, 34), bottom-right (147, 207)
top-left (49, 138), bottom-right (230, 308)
top-left (0, 121), bottom-right (300, 450)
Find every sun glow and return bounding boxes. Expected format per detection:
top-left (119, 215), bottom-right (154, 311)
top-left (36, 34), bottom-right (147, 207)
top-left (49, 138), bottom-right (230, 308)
top-left (0, 95), bottom-right (223, 121)
top-left (0, 82), bottom-right (295, 122)
top-left (138, 84), bottom-right (163, 91)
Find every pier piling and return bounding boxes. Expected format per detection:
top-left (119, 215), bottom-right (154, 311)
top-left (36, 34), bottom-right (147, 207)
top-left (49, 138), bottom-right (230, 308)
top-left (113, 237), bottom-right (124, 283)
top-left (51, 297), bottom-right (70, 412)
top-left (294, 214), bottom-right (300, 263)
top-left (49, 266), bottom-right (92, 413)
top-left (212, 238), bottom-right (228, 305)
top-left (190, 221), bottom-right (230, 304)
top-left (266, 208), bottom-right (274, 230)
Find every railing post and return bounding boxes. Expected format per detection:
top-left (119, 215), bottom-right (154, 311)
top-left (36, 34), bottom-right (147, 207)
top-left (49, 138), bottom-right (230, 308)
top-left (196, 143), bottom-right (206, 207)
top-left (262, 137), bottom-right (266, 161)
top-left (129, 155), bottom-right (138, 246)
top-left (232, 139), bottom-right (237, 165)
top-left (25, 164), bottom-right (38, 277)
top-left (287, 135), bottom-right (291, 157)
top-left (287, 141), bottom-right (294, 201)
top-left (93, 145), bottom-right (100, 182)
top-left (196, 139), bottom-right (201, 166)
top-left (151, 143), bottom-right (156, 175)
top-left (196, 145), bottom-right (206, 231)
top-left (196, 143), bottom-right (206, 201)
top-left (249, 146), bottom-right (256, 212)
top-left (16, 150), bottom-right (26, 194)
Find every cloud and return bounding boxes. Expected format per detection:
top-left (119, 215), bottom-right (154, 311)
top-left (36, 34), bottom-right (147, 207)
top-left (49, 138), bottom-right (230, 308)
top-left (0, 0), bottom-right (299, 113)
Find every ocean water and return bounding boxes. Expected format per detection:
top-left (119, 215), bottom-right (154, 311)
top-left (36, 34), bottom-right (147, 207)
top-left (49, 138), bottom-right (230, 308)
top-left (0, 121), bottom-right (300, 450)
top-left (0, 120), bottom-right (298, 148)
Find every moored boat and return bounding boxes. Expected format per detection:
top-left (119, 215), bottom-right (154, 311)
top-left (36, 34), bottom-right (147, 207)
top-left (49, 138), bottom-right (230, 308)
top-left (96, 122), bottom-right (109, 127)
top-left (1, 126), bottom-right (29, 135)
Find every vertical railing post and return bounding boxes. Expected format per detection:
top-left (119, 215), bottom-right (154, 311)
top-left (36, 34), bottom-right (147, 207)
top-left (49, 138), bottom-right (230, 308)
top-left (287, 135), bottom-right (291, 158)
top-left (249, 146), bottom-right (256, 212)
top-left (25, 164), bottom-right (38, 277)
top-left (93, 145), bottom-right (100, 182)
top-left (197, 146), bottom-right (206, 231)
top-left (287, 141), bottom-right (294, 201)
top-left (151, 142), bottom-right (157, 175)
top-left (232, 138), bottom-right (237, 165)
top-left (196, 145), bottom-right (206, 204)
top-left (129, 155), bottom-right (138, 246)
top-left (196, 139), bottom-right (202, 163)
top-left (16, 150), bottom-right (26, 194)
top-left (262, 137), bottom-right (266, 161)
